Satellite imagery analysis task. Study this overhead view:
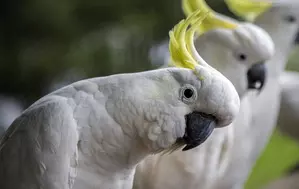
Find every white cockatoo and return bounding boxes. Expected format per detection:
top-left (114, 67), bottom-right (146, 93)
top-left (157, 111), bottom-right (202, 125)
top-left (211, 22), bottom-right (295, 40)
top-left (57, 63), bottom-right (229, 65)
top-left (212, 0), bottom-right (299, 188)
top-left (275, 30), bottom-right (299, 142)
top-left (0, 95), bottom-right (23, 138)
top-left (133, 1), bottom-right (274, 189)
top-left (0, 11), bottom-right (241, 189)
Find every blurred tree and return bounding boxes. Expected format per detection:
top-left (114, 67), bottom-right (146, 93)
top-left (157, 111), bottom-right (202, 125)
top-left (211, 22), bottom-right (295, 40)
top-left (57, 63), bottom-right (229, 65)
top-left (0, 0), bottom-right (231, 106)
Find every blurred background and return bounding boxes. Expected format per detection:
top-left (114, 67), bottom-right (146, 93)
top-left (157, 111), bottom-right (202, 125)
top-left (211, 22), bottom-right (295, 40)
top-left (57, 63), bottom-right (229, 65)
top-left (0, 0), bottom-right (299, 188)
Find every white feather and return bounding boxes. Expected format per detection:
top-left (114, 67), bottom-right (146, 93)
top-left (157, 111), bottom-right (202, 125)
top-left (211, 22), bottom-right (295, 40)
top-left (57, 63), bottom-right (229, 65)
top-left (0, 66), bottom-right (240, 189)
top-left (134, 14), bottom-right (274, 189)
top-left (216, 2), bottom-right (299, 189)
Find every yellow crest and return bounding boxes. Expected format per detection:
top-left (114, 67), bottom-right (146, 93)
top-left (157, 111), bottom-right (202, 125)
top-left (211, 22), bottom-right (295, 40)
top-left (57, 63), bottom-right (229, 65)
top-left (224, 0), bottom-right (272, 22)
top-left (182, 0), bottom-right (237, 35)
top-left (168, 10), bottom-right (209, 70)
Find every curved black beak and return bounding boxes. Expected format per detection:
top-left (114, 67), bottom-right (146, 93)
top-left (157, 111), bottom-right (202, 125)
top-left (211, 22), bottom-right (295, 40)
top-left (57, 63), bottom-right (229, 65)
top-left (181, 112), bottom-right (216, 151)
top-left (247, 62), bottom-right (266, 92)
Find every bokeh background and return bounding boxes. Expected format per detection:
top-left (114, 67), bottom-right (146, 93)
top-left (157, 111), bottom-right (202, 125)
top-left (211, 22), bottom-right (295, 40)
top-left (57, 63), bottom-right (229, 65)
top-left (1, 0), bottom-right (299, 188)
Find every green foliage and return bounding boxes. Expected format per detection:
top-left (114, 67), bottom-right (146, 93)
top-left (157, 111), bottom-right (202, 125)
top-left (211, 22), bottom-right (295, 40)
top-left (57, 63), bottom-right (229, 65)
top-left (0, 0), bottom-right (232, 105)
top-left (245, 130), bottom-right (299, 189)
top-left (0, 0), bottom-right (183, 105)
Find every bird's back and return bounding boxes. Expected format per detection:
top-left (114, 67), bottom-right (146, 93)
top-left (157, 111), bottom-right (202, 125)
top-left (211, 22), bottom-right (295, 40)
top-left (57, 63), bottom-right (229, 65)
top-left (0, 95), bottom-right (79, 189)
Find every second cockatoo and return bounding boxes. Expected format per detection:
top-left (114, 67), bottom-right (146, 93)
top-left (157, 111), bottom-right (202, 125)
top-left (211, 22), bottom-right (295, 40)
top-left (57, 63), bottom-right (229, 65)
top-left (212, 0), bottom-right (299, 188)
top-left (0, 11), bottom-right (241, 189)
top-left (133, 1), bottom-right (274, 189)
top-left (276, 27), bottom-right (299, 141)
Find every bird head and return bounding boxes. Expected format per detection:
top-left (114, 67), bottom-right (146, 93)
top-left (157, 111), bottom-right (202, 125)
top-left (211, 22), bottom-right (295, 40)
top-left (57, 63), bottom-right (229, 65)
top-left (225, 0), bottom-right (299, 47)
top-left (158, 10), bottom-right (240, 152)
top-left (181, 0), bottom-right (274, 97)
top-left (104, 10), bottom-right (239, 154)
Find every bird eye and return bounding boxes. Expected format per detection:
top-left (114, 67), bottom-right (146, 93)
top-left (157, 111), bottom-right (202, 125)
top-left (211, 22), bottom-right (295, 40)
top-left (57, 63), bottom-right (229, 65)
top-left (284, 15), bottom-right (297, 23)
top-left (184, 88), bottom-right (194, 99)
top-left (236, 53), bottom-right (247, 61)
top-left (180, 84), bottom-right (197, 104)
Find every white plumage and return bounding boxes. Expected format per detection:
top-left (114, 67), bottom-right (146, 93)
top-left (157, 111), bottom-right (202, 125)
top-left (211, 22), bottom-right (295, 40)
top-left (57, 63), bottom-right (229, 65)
top-left (0, 12), bottom-right (240, 189)
top-left (217, 0), bottom-right (299, 188)
top-left (133, 1), bottom-right (274, 189)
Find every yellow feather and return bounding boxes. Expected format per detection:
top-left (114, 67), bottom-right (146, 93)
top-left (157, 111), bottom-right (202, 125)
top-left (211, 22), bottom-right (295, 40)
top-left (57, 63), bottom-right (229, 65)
top-left (182, 0), bottom-right (237, 35)
top-left (168, 10), bottom-right (208, 70)
top-left (224, 0), bottom-right (272, 22)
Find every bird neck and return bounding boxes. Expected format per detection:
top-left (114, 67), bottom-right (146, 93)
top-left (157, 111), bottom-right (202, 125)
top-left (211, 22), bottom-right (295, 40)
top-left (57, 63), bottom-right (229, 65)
top-left (73, 163), bottom-right (136, 189)
top-left (74, 125), bottom-right (151, 189)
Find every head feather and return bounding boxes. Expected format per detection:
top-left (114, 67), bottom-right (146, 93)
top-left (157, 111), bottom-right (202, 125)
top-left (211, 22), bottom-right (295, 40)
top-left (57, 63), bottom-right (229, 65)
top-left (224, 0), bottom-right (272, 22)
top-left (182, 0), bottom-right (237, 35)
top-left (168, 10), bottom-right (209, 70)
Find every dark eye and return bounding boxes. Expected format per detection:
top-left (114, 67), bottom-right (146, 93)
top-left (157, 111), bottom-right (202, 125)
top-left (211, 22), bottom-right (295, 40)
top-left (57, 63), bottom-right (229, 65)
top-left (180, 84), bottom-right (198, 104)
top-left (285, 15), bottom-right (297, 23)
top-left (183, 88), bottom-right (194, 99)
top-left (237, 53), bottom-right (247, 61)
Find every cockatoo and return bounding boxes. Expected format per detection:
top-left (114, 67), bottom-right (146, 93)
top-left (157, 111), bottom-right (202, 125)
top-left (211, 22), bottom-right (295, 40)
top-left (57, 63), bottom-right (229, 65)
top-left (212, 0), bottom-right (299, 188)
top-left (276, 30), bottom-right (299, 141)
top-left (133, 1), bottom-right (274, 189)
top-left (276, 32), bottom-right (299, 141)
top-left (0, 11), bottom-right (240, 189)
